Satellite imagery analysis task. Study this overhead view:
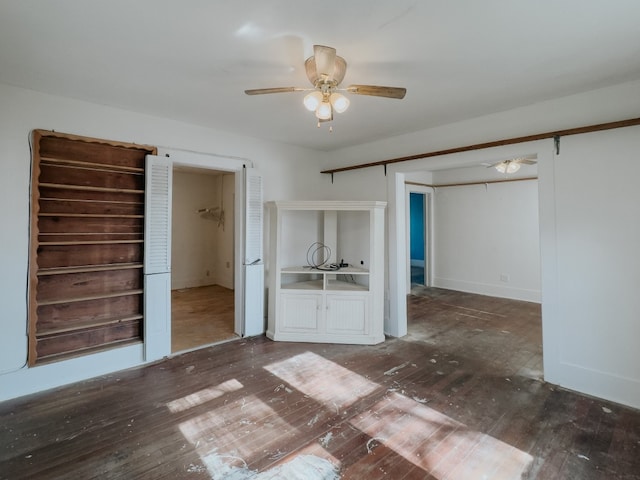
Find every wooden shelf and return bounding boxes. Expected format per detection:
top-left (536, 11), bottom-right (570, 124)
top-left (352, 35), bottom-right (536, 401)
top-left (40, 182), bottom-right (144, 194)
top-left (39, 239), bottom-right (144, 246)
top-left (37, 315), bottom-right (144, 336)
top-left (37, 289), bottom-right (143, 307)
top-left (40, 156), bottom-right (145, 173)
top-left (40, 196), bottom-right (143, 205)
top-left (39, 233), bottom-right (142, 241)
top-left (35, 338), bottom-right (142, 365)
top-left (39, 213), bottom-right (144, 218)
top-left (38, 262), bottom-right (143, 276)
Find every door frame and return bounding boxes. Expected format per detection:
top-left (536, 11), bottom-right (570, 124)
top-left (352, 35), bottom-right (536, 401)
top-left (405, 184), bottom-right (433, 290)
top-left (158, 148), bottom-right (252, 338)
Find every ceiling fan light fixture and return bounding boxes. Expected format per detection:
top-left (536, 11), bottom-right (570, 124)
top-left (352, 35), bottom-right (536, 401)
top-left (316, 101), bottom-right (333, 120)
top-left (244, 44), bottom-right (406, 129)
top-left (303, 91), bottom-right (323, 111)
top-left (330, 93), bottom-right (350, 113)
top-left (495, 161), bottom-right (521, 174)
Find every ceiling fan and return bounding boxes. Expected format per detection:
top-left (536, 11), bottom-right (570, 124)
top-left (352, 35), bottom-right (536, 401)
top-left (244, 45), bottom-right (406, 127)
top-left (483, 157), bottom-right (537, 174)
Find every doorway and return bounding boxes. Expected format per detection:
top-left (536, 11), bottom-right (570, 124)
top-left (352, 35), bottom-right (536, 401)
top-left (171, 167), bottom-right (237, 352)
top-left (406, 186), bottom-right (431, 291)
top-left (144, 151), bottom-right (263, 362)
top-left (409, 192), bottom-right (426, 286)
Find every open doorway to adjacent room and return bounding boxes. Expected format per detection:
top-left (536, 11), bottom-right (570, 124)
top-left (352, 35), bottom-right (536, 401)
top-left (171, 166), bottom-right (237, 352)
top-left (406, 184), bottom-right (432, 292)
top-left (409, 191), bottom-right (427, 287)
top-left (398, 154), bottom-right (542, 377)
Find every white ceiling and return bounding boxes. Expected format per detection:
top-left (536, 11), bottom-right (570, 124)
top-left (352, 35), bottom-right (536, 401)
top-left (2, 1), bottom-right (640, 151)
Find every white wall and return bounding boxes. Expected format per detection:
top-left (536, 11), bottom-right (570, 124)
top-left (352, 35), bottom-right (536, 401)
top-left (171, 171), bottom-right (218, 290)
top-left (540, 126), bottom-right (640, 409)
top-left (431, 174), bottom-right (540, 302)
top-left (171, 171), bottom-right (235, 291)
top-left (213, 174), bottom-right (235, 289)
top-left (0, 83), bottom-right (326, 401)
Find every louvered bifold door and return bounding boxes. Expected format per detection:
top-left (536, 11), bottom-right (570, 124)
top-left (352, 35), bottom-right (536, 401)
top-left (143, 155), bottom-right (172, 361)
top-left (243, 167), bottom-right (264, 336)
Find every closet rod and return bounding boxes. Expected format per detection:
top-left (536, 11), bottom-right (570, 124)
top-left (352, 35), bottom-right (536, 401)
top-left (321, 116), bottom-right (640, 175)
top-left (406, 176), bottom-right (537, 189)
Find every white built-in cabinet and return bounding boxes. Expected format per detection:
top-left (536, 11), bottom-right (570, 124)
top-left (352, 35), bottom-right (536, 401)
top-left (267, 201), bottom-right (386, 345)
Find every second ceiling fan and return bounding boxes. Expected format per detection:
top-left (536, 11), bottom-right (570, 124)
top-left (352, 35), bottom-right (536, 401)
top-left (484, 157), bottom-right (537, 174)
top-left (245, 45), bottom-right (406, 126)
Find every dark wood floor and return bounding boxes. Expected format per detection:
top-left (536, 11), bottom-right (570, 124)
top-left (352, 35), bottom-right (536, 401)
top-left (1, 288), bottom-right (639, 479)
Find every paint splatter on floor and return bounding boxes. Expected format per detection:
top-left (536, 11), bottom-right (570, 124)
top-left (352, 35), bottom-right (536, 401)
top-left (201, 453), bottom-right (339, 479)
top-left (319, 432), bottom-right (333, 448)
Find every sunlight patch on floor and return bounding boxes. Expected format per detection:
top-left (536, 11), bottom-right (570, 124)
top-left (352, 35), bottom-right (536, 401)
top-left (174, 350), bottom-right (533, 479)
top-left (264, 351), bottom-right (379, 411)
top-left (166, 378), bottom-right (243, 413)
top-left (177, 388), bottom-right (342, 479)
top-left (178, 393), bottom-right (294, 460)
top-left (267, 351), bottom-right (533, 479)
top-left (350, 392), bottom-right (533, 479)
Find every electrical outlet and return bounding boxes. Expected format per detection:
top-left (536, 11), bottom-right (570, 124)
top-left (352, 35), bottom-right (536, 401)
top-left (500, 274), bottom-right (510, 283)
top-left (226, 261), bottom-right (230, 268)
top-left (206, 270), bottom-right (210, 277)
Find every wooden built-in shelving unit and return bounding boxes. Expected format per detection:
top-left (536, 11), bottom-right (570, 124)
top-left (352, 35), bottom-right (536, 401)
top-left (29, 130), bottom-right (156, 365)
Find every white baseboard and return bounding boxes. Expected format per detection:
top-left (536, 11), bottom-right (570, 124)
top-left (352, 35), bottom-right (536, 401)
top-left (546, 361), bottom-right (640, 410)
top-left (0, 344), bottom-right (144, 402)
top-left (433, 277), bottom-right (541, 303)
top-left (171, 276), bottom-right (216, 290)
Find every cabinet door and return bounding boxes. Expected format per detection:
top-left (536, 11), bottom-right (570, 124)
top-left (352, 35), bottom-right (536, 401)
top-left (280, 294), bottom-right (321, 333)
top-left (325, 294), bottom-right (369, 335)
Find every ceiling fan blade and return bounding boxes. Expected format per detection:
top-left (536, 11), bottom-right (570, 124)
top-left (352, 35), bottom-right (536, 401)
top-left (314, 45), bottom-right (337, 79)
top-left (346, 85), bottom-right (407, 99)
top-left (244, 87), bottom-right (303, 95)
top-left (517, 158), bottom-right (537, 165)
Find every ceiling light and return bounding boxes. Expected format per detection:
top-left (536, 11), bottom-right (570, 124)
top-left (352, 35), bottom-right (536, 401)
top-left (303, 91), bottom-right (323, 111)
top-left (330, 93), bottom-right (350, 113)
top-left (495, 161), bottom-right (521, 174)
top-left (316, 101), bottom-right (332, 120)
top-left (245, 44), bottom-right (407, 130)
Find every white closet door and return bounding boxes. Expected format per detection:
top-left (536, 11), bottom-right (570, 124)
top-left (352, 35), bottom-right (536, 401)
top-left (244, 167), bottom-right (263, 264)
top-left (144, 155), bottom-right (172, 275)
top-left (144, 155), bottom-right (172, 361)
top-left (243, 167), bottom-right (265, 336)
